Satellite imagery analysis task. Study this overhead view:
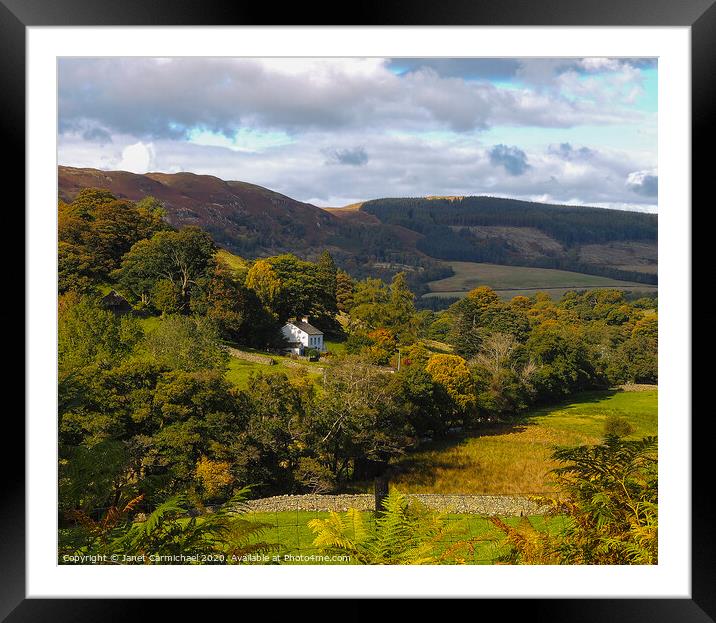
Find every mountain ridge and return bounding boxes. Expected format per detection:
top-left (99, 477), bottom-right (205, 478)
top-left (58, 166), bottom-right (657, 286)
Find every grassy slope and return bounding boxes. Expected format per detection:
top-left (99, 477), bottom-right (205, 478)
top-left (390, 389), bottom-right (657, 495)
top-left (424, 261), bottom-right (657, 298)
top-left (216, 248), bottom-right (249, 276)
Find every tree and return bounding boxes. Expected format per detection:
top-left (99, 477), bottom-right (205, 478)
top-left (471, 332), bottom-right (536, 417)
top-left (311, 356), bottom-right (410, 481)
top-left (632, 314), bottom-right (658, 341)
top-left (143, 315), bottom-right (228, 372)
top-left (58, 190), bottom-right (168, 292)
top-left (195, 456), bottom-right (235, 500)
top-left (114, 227), bottom-right (216, 310)
top-left (193, 266), bottom-right (283, 348)
top-left (245, 259), bottom-right (282, 311)
top-left (241, 372), bottom-right (313, 492)
top-left (348, 274), bottom-right (418, 338)
top-left (336, 270), bottom-right (355, 313)
top-left (365, 328), bottom-right (397, 365)
top-left (397, 364), bottom-right (450, 437)
top-left (317, 250), bottom-right (338, 314)
top-left (58, 292), bottom-right (142, 372)
top-left (425, 354), bottom-right (476, 425)
top-left (608, 334), bottom-right (658, 384)
top-left (149, 369), bottom-right (241, 487)
top-left (526, 321), bottom-right (596, 399)
top-left (448, 286), bottom-right (530, 359)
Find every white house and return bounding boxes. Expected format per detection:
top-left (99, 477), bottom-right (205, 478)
top-left (281, 316), bottom-right (325, 355)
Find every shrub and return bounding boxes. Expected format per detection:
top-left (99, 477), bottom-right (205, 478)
top-left (604, 415), bottom-right (635, 437)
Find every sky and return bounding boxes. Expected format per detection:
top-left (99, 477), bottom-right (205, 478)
top-left (58, 57), bottom-right (657, 212)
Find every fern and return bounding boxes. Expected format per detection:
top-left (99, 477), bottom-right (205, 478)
top-left (61, 486), bottom-right (278, 564)
top-left (492, 435), bottom-right (658, 565)
top-left (308, 491), bottom-right (472, 564)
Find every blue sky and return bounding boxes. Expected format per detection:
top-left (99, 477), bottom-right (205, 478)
top-left (58, 57), bottom-right (657, 212)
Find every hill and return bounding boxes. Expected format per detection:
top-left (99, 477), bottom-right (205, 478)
top-left (58, 166), bottom-right (657, 290)
top-left (352, 196), bottom-right (657, 285)
top-left (58, 166), bottom-right (346, 258)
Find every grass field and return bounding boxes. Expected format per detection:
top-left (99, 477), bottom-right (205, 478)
top-left (242, 510), bottom-right (568, 564)
top-left (390, 389), bottom-right (657, 495)
top-left (424, 261), bottom-right (657, 300)
top-left (225, 354), bottom-right (323, 389)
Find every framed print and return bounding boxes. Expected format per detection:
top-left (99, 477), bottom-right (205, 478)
top-left (8, 0), bottom-right (708, 619)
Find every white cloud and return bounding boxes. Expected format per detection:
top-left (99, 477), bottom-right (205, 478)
top-left (116, 142), bottom-right (155, 173)
top-left (57, 57), bottom-right (657, 212)
top-left (59, 130), bottom-right (656, 211)
top-left (58, 57), bottom-right (648, 139)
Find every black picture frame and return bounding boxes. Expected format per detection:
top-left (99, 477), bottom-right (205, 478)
top-left (7, 0), bottom-right (705, 619)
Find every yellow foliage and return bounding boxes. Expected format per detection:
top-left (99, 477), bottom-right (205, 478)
top-left (425, 354), bottom-right (475, 410)
top-left (195, 457), bottom-right (234, 497)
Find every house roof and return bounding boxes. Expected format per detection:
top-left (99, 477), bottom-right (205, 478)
top-left (100, 290), bottom-right (131, 309)
top-left (287, 319), bottom-right (323, 335)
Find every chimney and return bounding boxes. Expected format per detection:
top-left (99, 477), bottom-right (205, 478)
top-left (301, 315), bottom-right (309, 323)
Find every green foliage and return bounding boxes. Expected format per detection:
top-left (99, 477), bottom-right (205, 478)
top-left (448, 286), bottom-right (530, 359)
top-left (348, 273), bottom-right (418, 340)
top-left (470, 332), bottom-right (536, 417)
top-left (240, 372), bottom-right (312, 491)
top-left (604, 415), bottom-right (635, 437)
top-left (526, 321), bottom-right (597, 400)
top-left (336, 270), bottom-right (355, 313)
top-left (607, 334), bottom-right (658, 384)
top-left (58, 292), bottom-right (143, 372)
top-left (114, 227), bottom-right (216, 311)
top-left (196, 266), bottom-right (283, 348)
top-left (142, 315), bottom-right (228, 372)
top-left (310, 356), bottom-right (411, 481)
top-left (245, 252), bottom-right (342, 335)
top-left (397, 364), bottom-right (450, 437)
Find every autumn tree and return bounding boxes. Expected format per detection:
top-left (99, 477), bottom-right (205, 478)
top-left (425, 354), bottom-right (476, 426)
top-left (245, 259), bottom-right (282, 312)
top-left (58, 190), bottom-right (168, 292)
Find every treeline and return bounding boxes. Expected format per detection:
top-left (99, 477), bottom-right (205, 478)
top-left (362, 196), bottom-right (658, 245)
top-left (416, 296), bottom-right (463, 311)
